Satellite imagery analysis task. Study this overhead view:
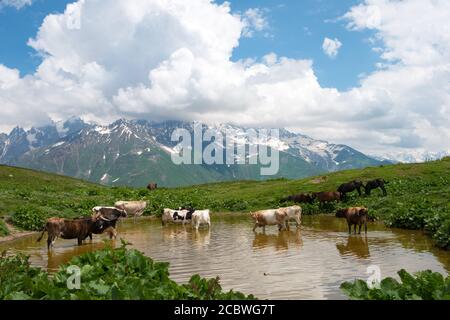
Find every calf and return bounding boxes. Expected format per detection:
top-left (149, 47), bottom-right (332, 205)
top-left (277, 205), bottom-right (302, 228)
top-left (250, 209), bottom-right (289, 232)
top-left (335, 207), bottom-right (369, 234)
top-left (191, 210), bottom-right (211, 230)
top-left (37, 214), bottom-right (101, 250)
top-left (364, 179), bottom-right (388, 196)
top-left (337, 180), bottom-right (363, 199)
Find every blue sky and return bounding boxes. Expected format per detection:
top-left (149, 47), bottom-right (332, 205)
top-left (226, 0), bottom-right (380, 90)
top-left (1, 0), bottom-right (380, 90)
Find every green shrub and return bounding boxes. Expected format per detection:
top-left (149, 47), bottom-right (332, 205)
top-left (340, 269), bottom-right (450, 300)
top-left (11, 206), bottom-right (47, 231)
top-left (222, 199), bottom-right (248, 211)
top-left (0, 243), bottom-right (256, 300)
top-left (86, 190), bottom-right (99, 196)
top-left (385, 207), bottom-right (428, 230)
top-left (0, 220), bottom-right (9, 236)
top-left (431, 218), bottom-right (450, 249)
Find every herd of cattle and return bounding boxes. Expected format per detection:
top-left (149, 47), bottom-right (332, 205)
top-left (283, 178), bottom-right (388, 205)
top-left (36, 178), bottom-right (387, 250)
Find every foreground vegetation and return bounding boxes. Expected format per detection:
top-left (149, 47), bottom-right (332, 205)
top-left (0, 158), bottom-right (449, 248)
top-left (341, 269), bottom-right (450, 300)
top-left (0, 241), bottom-right (254, 300)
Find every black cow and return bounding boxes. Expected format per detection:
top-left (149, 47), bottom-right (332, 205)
top-left (88, 207), bottom-right (127, 239)
top-left (364, 179), bottom-right (388, 196)
top-left (337, 180), bottom-right (364, 200)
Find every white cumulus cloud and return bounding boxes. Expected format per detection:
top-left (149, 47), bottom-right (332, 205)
top-left (241, 7), bottom-right (269, 38)
top-left (322, 37), bottom-right (342, 58)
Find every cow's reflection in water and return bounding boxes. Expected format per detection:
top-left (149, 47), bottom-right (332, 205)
top-left (336, 235), bottom-right (370, 259)
top-left (252, 229), bottom-right (303, 251)
top-left (44, 241), bottom-right (108, 272)
top-left (161, 224), bottom-right (190, 241)
top-left (192, 229), bottom-right (211, 248)
top-left (161, 225), bottom-right (210, 247)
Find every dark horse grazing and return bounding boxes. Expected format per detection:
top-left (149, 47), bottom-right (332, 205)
top-left (364, 178), bottom-right (388, 196)
top-left (337, 180), bottom-right (363, 200)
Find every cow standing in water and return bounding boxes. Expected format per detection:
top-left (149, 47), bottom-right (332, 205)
top-left (37, 214), bottom-right (103, 250)
top-left (115, 200), bottom-right (147, 220)
top-left (251, 209), bottom-right (289, 232)
top-left (89, 206), bottom-right (128, 239)
top-left (277, 205), bottom-right (302, 228)
top-left (364, 179), bottom-right (388, 196)
top-left (335, 207), bottom-right (369, 234)
top-left (162, 208), bottom-right (190, 225)
top-left (191, 210), bottom-right (211, 230)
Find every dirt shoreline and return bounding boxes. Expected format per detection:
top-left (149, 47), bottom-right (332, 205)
top-left (0, 221), bottom-right (38, 244)
top-left (0, 231), bottom-right (38, 244)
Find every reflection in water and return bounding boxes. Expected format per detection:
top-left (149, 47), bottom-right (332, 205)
top-left (253, 229), bottom-right (303, 251)
top-left (336, 235), bottom-right (370, 259)
top-left (1, 215), bottom-right (449, 299)
top-left (46, 241), bottom-right (110, 271)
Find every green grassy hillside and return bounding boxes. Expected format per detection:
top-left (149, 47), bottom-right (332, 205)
top-left (0, 158), bottom-right (449, 248)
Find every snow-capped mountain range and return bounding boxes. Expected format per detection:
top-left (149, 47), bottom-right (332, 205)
top-left (371, 150), bottom-right (450, 164)
top-left (0, 118), bottom-right (388, 187)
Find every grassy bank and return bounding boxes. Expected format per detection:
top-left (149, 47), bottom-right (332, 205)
top-left (0, 158), bottom-right (449, 248)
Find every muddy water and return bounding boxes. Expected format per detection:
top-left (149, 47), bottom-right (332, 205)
top-left (1, 214), bottom-right (449, 299)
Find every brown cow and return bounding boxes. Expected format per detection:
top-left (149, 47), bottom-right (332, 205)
top-left (147, 183), bottom-right (158, 191)
top-left (335, 207), bottom-right (369, 234)
top-left (37, 214), bottom-right (102, 250)
top-left (314, 191), bottom-right (341, 204)
top-left (283, 193), bottom-right (314, 204)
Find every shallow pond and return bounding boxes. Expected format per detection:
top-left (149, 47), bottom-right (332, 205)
top-left (1, 214), bottom-right (449, 299)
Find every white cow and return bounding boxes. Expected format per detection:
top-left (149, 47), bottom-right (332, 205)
top-left (250, 209), bottom-right (289, 232)
top-left (277, 205), bottom-right (302, 228)
top-left (191, 210), bottom-right (211, 230)
top-left (161, 208), bottom-right (190, 225)
top-left (114, 201), bottom-right (147, 220)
